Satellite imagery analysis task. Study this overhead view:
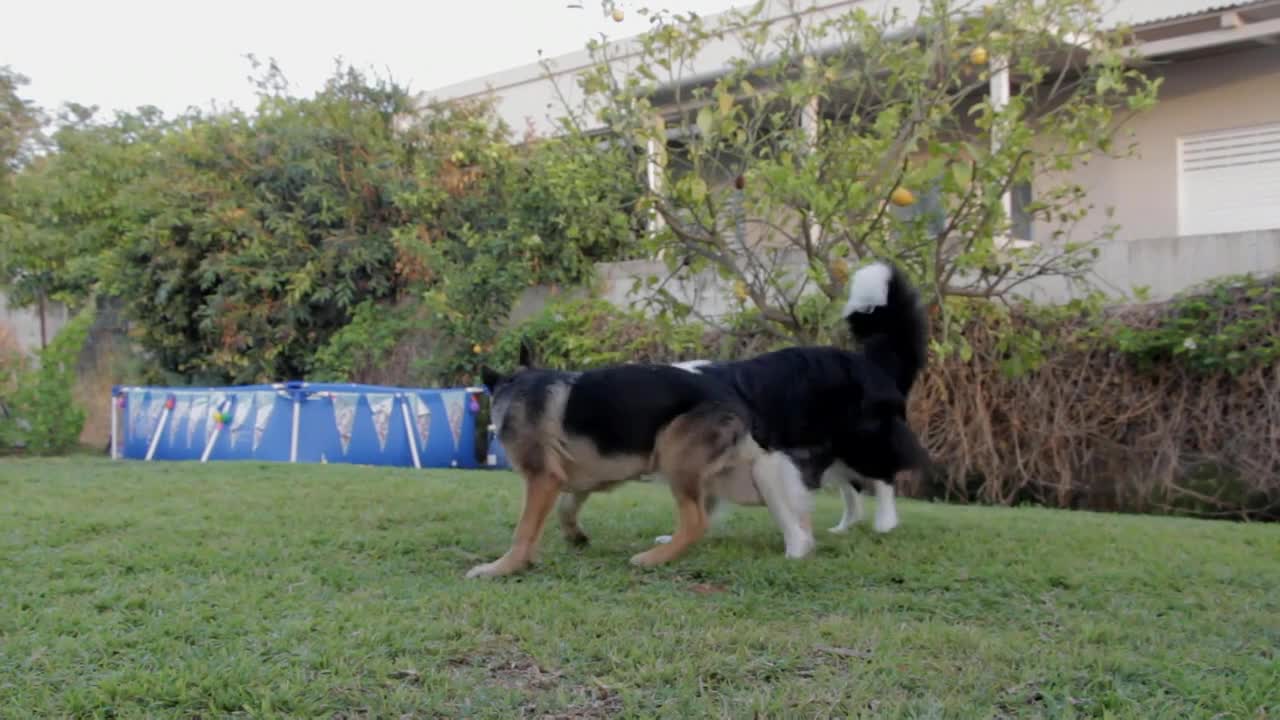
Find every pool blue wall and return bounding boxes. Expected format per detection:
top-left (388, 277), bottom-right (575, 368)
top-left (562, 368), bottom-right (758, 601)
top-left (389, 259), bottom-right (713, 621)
top-left (112, 382), bottom-right (512, 469)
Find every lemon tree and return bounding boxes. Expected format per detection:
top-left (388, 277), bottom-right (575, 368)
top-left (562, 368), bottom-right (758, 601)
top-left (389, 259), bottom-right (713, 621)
top-left (559, 0), bottom-right (1160, 343)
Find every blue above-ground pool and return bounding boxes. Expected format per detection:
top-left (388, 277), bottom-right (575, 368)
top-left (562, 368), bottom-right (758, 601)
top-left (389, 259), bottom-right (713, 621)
top-left (111, 381), bottom-right (513, 469)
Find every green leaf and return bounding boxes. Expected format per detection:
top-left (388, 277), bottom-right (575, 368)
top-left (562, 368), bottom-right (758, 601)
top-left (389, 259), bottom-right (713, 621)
top-left (696, 107), bottom-right (715, 139)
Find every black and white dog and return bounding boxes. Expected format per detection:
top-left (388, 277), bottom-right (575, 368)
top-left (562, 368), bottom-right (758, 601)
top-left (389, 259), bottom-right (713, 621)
top-left (559, 261), bottom-right (931, 554)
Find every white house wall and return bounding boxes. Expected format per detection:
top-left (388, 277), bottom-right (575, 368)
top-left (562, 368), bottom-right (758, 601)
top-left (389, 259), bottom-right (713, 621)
top-left (0, 290), bottom-right (70, 357)
top-left (421, 0), bottom-right (925, 138)
top-left (1040, 44), bottom-right (1280, 246)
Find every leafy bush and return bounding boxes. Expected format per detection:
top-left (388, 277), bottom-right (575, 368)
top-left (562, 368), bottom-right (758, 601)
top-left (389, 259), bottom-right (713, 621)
top-left (492, 297), bottom-right (705, 372)
top-left (3, 62), bottom-right (644, 386)
top-left (0, 305), bottom-right (94, 454)
top-left (309, 300), bottom-right (420, 383)
top-left (405, 127), bottom-right (644, 384)
top-left (1108, 275), bottom-right (1280, 375)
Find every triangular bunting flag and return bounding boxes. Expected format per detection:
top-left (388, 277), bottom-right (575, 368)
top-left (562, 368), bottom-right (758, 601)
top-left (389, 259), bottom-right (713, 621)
top-left (332, 393), bottom-right (358, 455)
top-left (187, 395), bottom-right (208, 448)
top-left (228, 395), bottom-right (252, 448)
top-left (367, 393), bottom-right (396, 451)
top-left (252, 391), bottom-right (276, 452)
top-left (442, 390), bottom-right (466, 450)
top-left (129, 391), bottom-right (146, 443)
top-left (410, 394), bottom-right (432, 449)
top-left (143, 396), bottom-right (165, 442)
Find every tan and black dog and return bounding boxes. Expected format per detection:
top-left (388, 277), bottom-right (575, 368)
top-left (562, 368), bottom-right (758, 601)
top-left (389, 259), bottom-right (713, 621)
top-left (470, 352), bottom-right (809, 578)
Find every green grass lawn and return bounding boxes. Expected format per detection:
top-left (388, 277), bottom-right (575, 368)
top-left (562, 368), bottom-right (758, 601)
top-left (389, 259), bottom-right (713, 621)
top-left (1, 459), bottom-right (1276, 719)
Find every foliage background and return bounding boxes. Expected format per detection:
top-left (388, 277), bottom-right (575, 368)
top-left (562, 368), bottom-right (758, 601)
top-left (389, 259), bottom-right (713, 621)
top-left (1, 8), bottom-right (1275, 518)
top-left (1, 62), bottom-right (643, 388)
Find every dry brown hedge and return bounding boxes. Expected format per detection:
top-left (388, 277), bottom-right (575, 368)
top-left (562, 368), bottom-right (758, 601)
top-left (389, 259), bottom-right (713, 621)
top-left (903, 300), bottom-right (1280, 521)
top-left (393, 280), bottom-right (1279, 520)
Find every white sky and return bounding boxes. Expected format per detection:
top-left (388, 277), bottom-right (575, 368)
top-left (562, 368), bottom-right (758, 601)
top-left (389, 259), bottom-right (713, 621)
top-left (4, 0), bottom-right (743, 120)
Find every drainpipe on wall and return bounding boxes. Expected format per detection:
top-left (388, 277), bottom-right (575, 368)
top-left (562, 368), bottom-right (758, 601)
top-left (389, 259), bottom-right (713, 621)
top-left (801, 95), bottom-right (822, 244)
top-left (991, 55), bottom-right (1011, 222)
top-left (646, 136), bottom-right (665, 235)
top-left (989, 54), bottom-right (1024, 250)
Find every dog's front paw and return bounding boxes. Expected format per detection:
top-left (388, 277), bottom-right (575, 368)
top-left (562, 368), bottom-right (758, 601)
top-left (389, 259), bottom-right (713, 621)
top-left (629, 549), bottom-right (670, 567)
top-left (465, 561), bottom-right (507, 579)
top-left (873, 511), bottom-right (899, 534)
top-left (785, 533), bottom-right (816, 559)
top-left (828, 524), bottom-right (851, 535)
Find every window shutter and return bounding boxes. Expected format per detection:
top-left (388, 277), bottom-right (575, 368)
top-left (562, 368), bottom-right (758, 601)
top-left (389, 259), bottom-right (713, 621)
top-left (1178, 122), bottom-right (1280, 236)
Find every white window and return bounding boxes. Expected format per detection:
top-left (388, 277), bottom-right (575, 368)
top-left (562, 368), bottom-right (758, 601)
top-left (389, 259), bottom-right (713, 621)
top-left (1178, 122), bottom-right (1280, 236)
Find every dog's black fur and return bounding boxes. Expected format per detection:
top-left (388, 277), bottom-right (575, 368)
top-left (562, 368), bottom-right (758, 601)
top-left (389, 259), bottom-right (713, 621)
top-left (686, 261), bottom-right (930, 493)
top-left (482, 357), bottom-right (753, 466)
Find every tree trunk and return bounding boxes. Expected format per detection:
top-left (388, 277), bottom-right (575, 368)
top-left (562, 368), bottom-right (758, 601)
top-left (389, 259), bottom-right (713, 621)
top-left (38, 291), bottom-right (47, 349)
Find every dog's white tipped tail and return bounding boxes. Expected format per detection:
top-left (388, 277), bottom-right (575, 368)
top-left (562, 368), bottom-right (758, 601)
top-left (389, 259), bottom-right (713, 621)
top-left (841, 259), bottom-right (928, 396)
top-left (841, 261), bottom-right (893, 318)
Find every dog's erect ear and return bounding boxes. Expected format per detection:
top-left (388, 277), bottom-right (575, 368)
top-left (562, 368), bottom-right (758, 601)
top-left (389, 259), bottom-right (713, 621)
top-left (517, 339), bottom-right (535, 370)
top-left (480, 365), bottom-right (504, 390)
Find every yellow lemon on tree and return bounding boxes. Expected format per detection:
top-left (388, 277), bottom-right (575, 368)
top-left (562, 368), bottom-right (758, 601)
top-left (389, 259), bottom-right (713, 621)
top-left (733, 280), bottom-right (749, 302)
top-left (831, 258), bottom-right (850, 285)
top-left (890, 186), bottom-right (916, 207)
top-left (969, 46), bottom-right (989, 66)
top-left (472, 343), bottom-right (483, 354)
top-left (612, 7), bottom-right (624, 22)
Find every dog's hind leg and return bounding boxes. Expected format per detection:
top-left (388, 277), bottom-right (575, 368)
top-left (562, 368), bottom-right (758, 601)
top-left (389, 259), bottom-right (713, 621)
top-left (635, 406), bottom-right (744, 567)
top-left (631, 480), bottom-right (709, 567)
top-left (831, 480), bottom-right (865, 534)
top-left (557, 491), bottom-right (592, 547)
top-left (821, 461), bottom-right (864, 534)
top-left (655, 494), bottom-right (727, 545)
top-left (467, 471), bottom-right (564, 578)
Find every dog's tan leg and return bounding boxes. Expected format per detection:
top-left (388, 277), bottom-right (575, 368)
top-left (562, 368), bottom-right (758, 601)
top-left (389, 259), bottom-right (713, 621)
top-left (630, 484), bottom-right (708, 568)
top-left (557, 491), bottom-right (591, 546)
top-left (467, 471), bottom-right (563, 578)
top-left (634, 404), bottom-right (742, 568)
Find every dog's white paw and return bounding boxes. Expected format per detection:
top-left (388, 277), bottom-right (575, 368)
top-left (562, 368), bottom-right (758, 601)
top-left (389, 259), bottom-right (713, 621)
top-left (873, 511), bottom-right (899, 534)
top-left (785, 533), bottom-right (816, 559)
top-left (828, 524), bottom-right (851, 535)
top-left (653, 534), bottom-right (673, 545)
top-left (630, 551), bottom-right (667, 568)
top-left (465, 561), bottom-right (503, 579)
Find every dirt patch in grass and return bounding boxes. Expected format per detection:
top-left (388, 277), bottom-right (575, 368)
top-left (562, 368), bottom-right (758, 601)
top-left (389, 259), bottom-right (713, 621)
top-left (535, 687), bottom-right (623, 720)
top-left (448, 641), bottom-right (562, 692)
top-left (448, 641), bottom-right (622, 719)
